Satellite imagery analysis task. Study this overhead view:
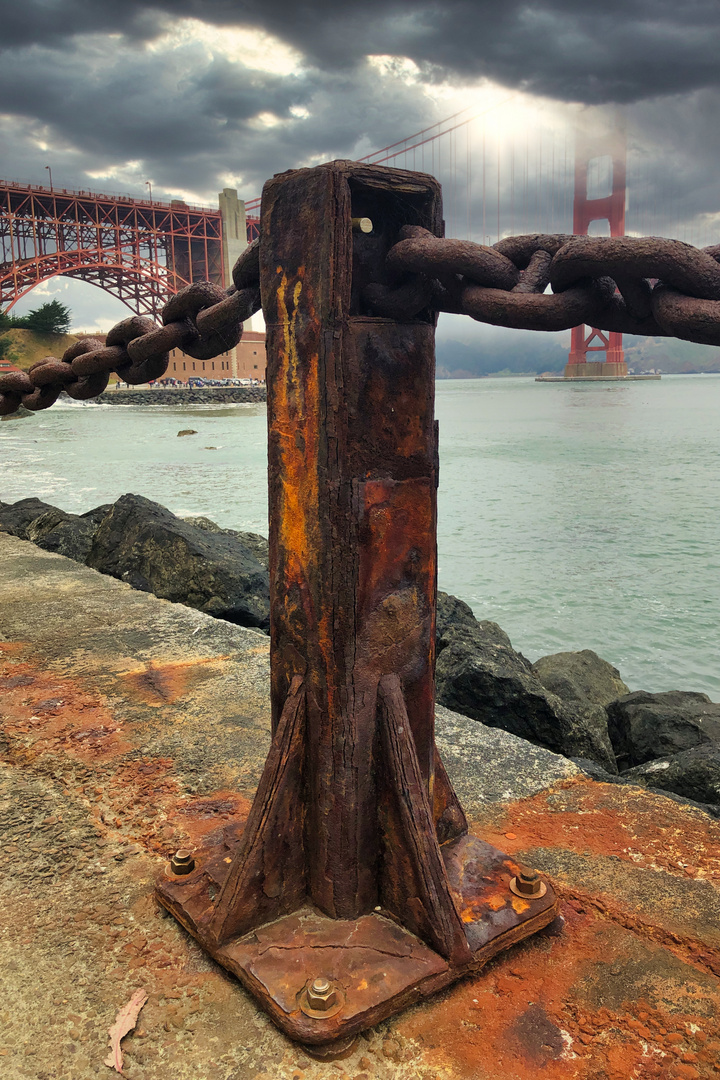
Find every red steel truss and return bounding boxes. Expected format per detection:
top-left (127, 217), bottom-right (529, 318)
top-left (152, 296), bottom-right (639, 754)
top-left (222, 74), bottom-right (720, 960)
top-left (1, 180), bottom-right (260, 320)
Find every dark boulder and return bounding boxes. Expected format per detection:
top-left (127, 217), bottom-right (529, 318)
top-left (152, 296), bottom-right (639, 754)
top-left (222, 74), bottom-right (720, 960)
top-left (436, 591), bottom-right (513, 651)
top-left (88, 493), bottom-right (270, 630)
top-left (622, 745), bottom-right (720, 806)
top-left (80, 503), bottom-right (114, 529)
top-left (25, 507), bottom-right (74, 542)
top-left (183, 515), bottom-right (269, 569)
top-left (21, 502), bottom-right (113, 564)
top-left (0, 497), bottom-right (64, 539)
top-left (607, 690), bottom-right (720, 770)
top-left (533, 649), bottom-right (629, 708)
top-left (434, 597), bottom-right (617, 772)
top-left (34, 515), bottom-right (100, 562)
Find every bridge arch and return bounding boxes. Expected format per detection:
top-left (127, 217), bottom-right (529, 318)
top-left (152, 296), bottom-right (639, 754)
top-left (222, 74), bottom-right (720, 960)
top-left (3, 253), bottom-right (173, 320)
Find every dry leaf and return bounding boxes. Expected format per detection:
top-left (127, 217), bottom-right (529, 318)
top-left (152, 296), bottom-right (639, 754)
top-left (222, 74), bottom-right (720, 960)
top-left (104, 987), bottom-right (148, 1074)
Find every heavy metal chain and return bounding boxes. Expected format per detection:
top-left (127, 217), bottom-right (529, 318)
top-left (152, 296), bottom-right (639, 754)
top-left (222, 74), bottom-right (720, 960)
top-left (2, 229), bottom-right (720, 417)
top-left (0, 241), bottom-right (261, 416)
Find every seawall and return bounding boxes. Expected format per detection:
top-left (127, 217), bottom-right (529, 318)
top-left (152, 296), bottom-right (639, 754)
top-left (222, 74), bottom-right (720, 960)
top-left (90, 385), bottom-right (267, 406)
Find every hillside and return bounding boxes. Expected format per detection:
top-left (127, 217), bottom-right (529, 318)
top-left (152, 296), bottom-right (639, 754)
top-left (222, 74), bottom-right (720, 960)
top-left (436, 335), bottom-right (566, 378)
top-left (0, 328), bottom-right (86, 370)
top-left (0, 328), bottom-right (121, 384)
top-left (436, 333), bottom-right (720, 378)
top-left (624, 336), bottom-right (720, 374)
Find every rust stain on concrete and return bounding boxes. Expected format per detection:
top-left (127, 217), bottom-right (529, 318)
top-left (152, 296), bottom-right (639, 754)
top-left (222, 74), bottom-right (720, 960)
top-left (473, 778), bottom-right (720, 881)
top-left (397, 901), bottom-right (720, 1079)
top-left (118, 656), bottom-right (230, 705)
top-left (1, 656), bottom-right (133, 762)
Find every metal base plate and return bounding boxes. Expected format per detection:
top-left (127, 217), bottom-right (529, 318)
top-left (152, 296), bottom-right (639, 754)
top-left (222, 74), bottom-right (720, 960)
top-left (156, 828), bottom-right (558, 1046)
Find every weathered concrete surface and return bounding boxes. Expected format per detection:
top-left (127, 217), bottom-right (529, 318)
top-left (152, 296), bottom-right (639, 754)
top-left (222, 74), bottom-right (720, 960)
top-left (1, 532), bottom-right (719, 1080)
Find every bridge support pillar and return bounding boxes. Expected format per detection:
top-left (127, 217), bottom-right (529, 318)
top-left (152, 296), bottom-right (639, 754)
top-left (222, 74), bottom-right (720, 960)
top-left (156, 161), bottom-right (558, 1051)
top-left (567, 117), bottom-right (628, 378)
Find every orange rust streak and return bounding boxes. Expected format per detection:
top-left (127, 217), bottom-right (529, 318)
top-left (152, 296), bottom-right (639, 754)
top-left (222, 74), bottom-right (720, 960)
top-left (0, 641), bottom-right (29, 655)
top-left (471, 778), bottom-right (720, 880)
top-left (119, 656), bottom-right (230, 705)
top-left (0, 654), bottom-right (251, 858)
top-left (273, 268), bottom-right (335, 705)
top-left (1, 659), bottom-right (132, 763)
top-left (397, 902), bottom-right (720, 1080)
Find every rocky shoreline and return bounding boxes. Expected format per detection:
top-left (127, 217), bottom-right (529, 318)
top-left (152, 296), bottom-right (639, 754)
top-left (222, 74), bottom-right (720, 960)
top-left (90, 386), bottom-right (267, 406)
top-left (1, 492), bottom-right (718, 817)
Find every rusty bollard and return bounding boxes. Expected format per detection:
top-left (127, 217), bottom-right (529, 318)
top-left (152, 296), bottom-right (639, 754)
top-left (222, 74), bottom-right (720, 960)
top-left (156, 160), bottom-right (558, 1049)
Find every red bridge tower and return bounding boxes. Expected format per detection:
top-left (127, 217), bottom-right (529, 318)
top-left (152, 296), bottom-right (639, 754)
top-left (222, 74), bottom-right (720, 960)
top-left (566, 119), bottom-right (627, 378)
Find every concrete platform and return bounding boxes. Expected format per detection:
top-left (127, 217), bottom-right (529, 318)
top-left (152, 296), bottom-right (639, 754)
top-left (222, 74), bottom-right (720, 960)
top-left (0, 532), bottom-right (718, 1080)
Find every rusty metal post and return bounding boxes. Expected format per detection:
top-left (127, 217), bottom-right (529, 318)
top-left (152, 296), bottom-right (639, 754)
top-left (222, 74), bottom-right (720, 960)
top-left (157, 161), bottom-right (558, 1049)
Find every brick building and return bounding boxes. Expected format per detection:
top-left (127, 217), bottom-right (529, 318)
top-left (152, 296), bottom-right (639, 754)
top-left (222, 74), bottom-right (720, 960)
top-left (166, 329), bottom-right (266, 382)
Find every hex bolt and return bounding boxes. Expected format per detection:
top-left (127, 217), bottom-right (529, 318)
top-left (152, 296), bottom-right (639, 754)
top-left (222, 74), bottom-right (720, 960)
top-left (509, 865), bottom-right (547, 899)
top-left (170, 849), bottom-right (195, 875)
top-left (306, 976), bottom-right (338, 1012)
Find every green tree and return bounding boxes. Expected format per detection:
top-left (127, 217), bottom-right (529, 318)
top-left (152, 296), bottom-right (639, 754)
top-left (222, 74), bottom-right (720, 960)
top-left (0, 336), bottom-right (11, 361)
top-left (22, 299), bottom-right (72, 334)
top-left (0, 309), bottom-right (11, 331)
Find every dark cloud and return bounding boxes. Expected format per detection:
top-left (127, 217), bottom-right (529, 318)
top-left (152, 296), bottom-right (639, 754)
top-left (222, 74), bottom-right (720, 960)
top-left (4, 1), bottom-right (720, 104)
top-left (1, 0), bottom-right (719, 245)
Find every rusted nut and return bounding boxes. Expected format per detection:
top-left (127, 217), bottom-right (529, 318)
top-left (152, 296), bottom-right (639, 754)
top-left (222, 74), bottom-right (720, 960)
top-left (509, 866), bottom-right (547, 899)
top-left (307, 977), bottom-right (337, 1011)
top-left (170, 849), bottom-right (195, 876)
top-left (299, 976), bottom-right (345, 1019)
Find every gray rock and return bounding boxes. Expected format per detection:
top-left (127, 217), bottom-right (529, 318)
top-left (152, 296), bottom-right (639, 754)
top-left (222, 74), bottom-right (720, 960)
top-left (183, 515), bottom-right (269, 569)
top-left (434, 703), bottom-right (581, 815)
top-left (571, 757), bottom-right (626, 783)
top-left (20, 503), bottom-right (114, 564)
top-left (533, 649), bottom-right (629, 707)
top-left (177, 429), bottom-right (198, 436)
top-left (88, 493), bottom-right (270, 630)
top-left (435, 611), bottom-right (617, 772)
top-left (0, 498), bottom-right (62, 539)
top-left (622, 745), bottom-right (720, 806)
top-left (607, 690), bottom-right (720, 769)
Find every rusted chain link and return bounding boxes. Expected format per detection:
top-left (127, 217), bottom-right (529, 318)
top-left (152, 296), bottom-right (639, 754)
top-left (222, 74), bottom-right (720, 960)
top-left (363, 227), bottom-right (720, 343)
top-left (4, 227), bottom-right (720, 416)
top-left (0, 238), bottom-right (262, 416)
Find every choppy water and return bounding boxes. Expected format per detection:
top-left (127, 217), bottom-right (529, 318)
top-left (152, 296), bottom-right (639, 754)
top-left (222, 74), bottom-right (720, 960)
top-left (1, 375), bottom-right (718, 698)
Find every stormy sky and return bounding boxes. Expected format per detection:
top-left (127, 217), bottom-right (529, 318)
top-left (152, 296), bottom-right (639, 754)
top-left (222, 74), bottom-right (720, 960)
top-left (4, 0), bottom-right (720, 333)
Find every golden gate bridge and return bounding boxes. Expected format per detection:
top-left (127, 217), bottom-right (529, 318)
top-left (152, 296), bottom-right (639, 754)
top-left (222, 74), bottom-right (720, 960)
top-left (2, 99), bottom-right (716, 369)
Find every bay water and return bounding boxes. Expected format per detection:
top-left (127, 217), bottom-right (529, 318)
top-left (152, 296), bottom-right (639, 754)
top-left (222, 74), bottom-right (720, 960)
top-left (1, 375), bottom-right (718, 698)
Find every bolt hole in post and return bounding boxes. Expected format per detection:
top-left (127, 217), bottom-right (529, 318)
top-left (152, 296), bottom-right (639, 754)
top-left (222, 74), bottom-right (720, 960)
top-left (155, 161), bottom-right (558, 1052)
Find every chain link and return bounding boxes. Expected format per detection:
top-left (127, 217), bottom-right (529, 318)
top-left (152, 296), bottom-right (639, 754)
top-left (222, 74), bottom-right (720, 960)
top-left (0, 248), bottom-right (262, 415)
top-left (3, 228), bottom-right (720, 416)
top-left (366, 226), bottom-right (720, 343)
